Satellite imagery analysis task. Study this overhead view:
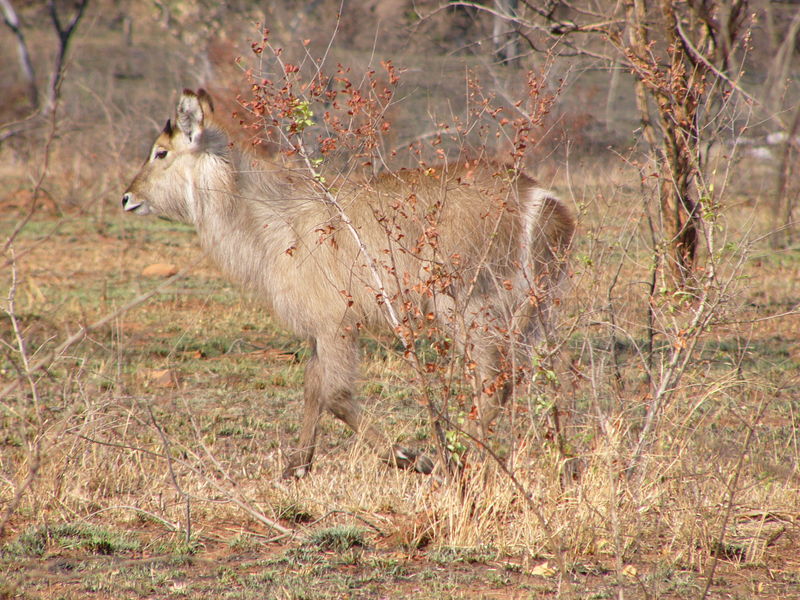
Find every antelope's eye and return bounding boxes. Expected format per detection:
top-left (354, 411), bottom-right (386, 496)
top-left (154, 149), bottom-right (168, 160)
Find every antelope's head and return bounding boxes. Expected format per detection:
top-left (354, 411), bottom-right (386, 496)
top-left (122, 89), bottom-right (227, 224)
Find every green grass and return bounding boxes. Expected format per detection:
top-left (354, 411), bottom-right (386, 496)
top-left (307, 526), bottom-right (367, 552)
top-left (430, 545), bottom-right (501, 566)
top-left (3, 523), bottom-right (140, 558)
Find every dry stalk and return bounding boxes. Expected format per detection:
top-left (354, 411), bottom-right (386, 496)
top-left (75, 428), bottom-right (297, 541)
top-left (79, 506), bottom-right (180, 532)
top-left (774, 102), bottom-right (800, 244)
top-left (0, 263), bottom-right (197, 402)
top-left (627, 273), bottom-right (717, 475)
top-left (148, 405), bottom-right (193, 544)
top-left (0, 254), bottom-right (45, 538)
top-left (700, 394), bottom-right (770, 600)
top-left (0, 86), bottom-right (67, 536)
top-left (2, 95), bottom-right (59, 259)
top-left (182, 401), bottom-right (300, 541)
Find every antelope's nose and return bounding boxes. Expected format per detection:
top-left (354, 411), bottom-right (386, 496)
top-left (122, 192), bottom-right (141, 212)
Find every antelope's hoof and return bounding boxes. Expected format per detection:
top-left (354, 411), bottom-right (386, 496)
top-left (413, 453), bottom-right (435, 474)
top-left (391, 446), bottom-right (434, 475)
top-left (282, 462), bottom-right (311, 480)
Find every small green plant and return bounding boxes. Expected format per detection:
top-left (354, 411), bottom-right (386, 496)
top-left (308, 525), bottom-right (366, 552)
top-left (149, 535), bottom-right (202, 560)
top-left (445, 427), bottom-right (467, 458)
top-left (430, 545), bottom-right (500, 565)
top-left (4, 527), bottom-right (47, 557)
top-left (276, 499), bottom-right (315, 524)
top-left (0, 580), bottom-right (21, 600)
top-left (227, 534), bottom-right (262, 553)
top-left (289, 99), bottom-right (315, 133)
top-left (216, 565), bottom-right (240, 585)
top-left (486, 569), bottom-right (512, 586)
top-left (3, 524), bottom-right (139, 557)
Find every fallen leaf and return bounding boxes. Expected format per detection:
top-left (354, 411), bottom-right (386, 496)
top-left (531, 562), bottom-right (556, 578)
top-left (622, 564), bottom-right (638, 580)
top-left (143, 369), bottom-right (176, 388)
top-left (141, 263), bottom-right (178, 277)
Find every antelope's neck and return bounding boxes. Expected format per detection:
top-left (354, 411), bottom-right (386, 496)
top-left (194, 166), bottom-right (264, 292)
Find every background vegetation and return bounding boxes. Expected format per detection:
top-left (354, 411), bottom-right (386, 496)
top-left (1, 0), bottom-right (798, 598)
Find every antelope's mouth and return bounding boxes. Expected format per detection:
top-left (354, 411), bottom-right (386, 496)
top-left (123, 201), bottom-right (143, 212)
top-left (122, 192), bottom-right (146, 213)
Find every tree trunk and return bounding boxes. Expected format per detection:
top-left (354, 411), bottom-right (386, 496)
top-left (774, 101), bottom-right (800, 246)
top-left (0, 0), bottom-right (38, 110)
top-left (492, 0), bottom-right (519, 64)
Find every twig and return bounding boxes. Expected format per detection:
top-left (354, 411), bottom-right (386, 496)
top-left (79, 505), bottom-right (180, 532)
top-left (0, 264), bottom-right (195, 401)
top-left (264, 40), bottom-right (409, 347)
top-left (148, 405), bottom-right (192, 544)
top-left (0, 0), bottom-right (38, 109)
top-left (627, 266), bottom-right (721, 476)
top-left (182, 401), bottom-right (298, 541)
top-left (3, 103), bottom-right (59, 255)
top-left (673, 18), bottom-right (759, 110)
top-left (700, 395), bottom-right (769, 600)
top-left (0, 253), bottom-right (44, 538)
top-left (44, 0), bottom-right (88, 115)
top-left (75, 431), bottom-right (297, 540)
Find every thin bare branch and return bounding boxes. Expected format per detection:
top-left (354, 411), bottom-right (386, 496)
top-left (0, 262), bottom-right (198, 402)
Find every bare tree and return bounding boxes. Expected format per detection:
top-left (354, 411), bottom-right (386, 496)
top-left (622, 0), bottom-right (751, 285)
top-left (44, 0), bottom-right (89, 114)
top-left (0, 0), bottom-right (89, 123)
top-left (1, 0), bottom-right (38, 110)
top-left (492, 0), bottom-right (519, 64)
top-left (774, 101), bottom-right (800, 245)
top-left (459, 0), bottom-right (753, 286)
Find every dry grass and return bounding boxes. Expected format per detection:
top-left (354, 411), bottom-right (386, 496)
top-left (2, 152), bottom-right (798, 597)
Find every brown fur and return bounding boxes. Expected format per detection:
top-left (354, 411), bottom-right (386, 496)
top-left (122, 89), bottom-right (575, 477)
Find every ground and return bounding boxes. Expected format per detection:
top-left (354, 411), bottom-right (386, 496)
top-left (2, 189), bottom-right (798, 600)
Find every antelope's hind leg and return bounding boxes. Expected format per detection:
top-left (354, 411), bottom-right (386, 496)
top-left (467, 325), bottom-right (535, 446)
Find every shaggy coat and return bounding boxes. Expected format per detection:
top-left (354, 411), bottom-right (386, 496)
top-left (122, 89), bottom-right (575, 477)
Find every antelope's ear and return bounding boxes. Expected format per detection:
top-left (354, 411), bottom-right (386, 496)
top-left (176, 89), bottom-right (205, 143)
top-left (197, 88), bottom-right (215, 114)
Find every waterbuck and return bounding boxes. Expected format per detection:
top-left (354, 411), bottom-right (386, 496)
top-left (122, 88), bottom-right (574, 478)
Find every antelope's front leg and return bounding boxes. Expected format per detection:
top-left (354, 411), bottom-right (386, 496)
top-left (283, 333), bottom-right (361, 478)
top-left (283, 342), bottom-right (325, 479)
